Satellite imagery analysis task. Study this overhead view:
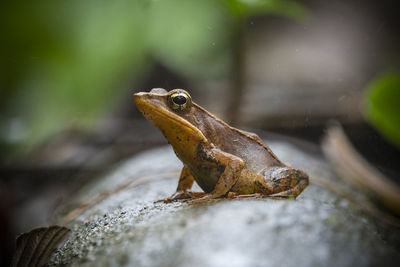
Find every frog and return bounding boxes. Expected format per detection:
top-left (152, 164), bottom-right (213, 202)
top-left (134, 88), bottom-right (309, 203)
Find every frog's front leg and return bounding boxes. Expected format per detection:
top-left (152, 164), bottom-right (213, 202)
top-left (185, 148), bottom-right (244, 203)
top-left (156, 166), bottom-right (206, 203)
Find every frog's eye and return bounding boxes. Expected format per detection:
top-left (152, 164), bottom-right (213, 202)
top-left (168, 90), bottom-right (192, 111)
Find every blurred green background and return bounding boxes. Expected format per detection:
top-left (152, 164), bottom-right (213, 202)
top-left (0, 0), bottom-right (306, 158)
top-left (1, 0), bottom-right (399, 159)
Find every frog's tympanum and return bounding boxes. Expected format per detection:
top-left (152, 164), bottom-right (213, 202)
top-left (134, 88), bottom-right (309, 203)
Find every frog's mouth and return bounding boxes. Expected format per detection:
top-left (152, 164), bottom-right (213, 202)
top-left (134, 93), bottom-right (207, 143)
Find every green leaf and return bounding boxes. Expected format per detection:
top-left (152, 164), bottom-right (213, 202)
top-left (364, 71), bottom-right (400, 148)
top-left (220, 0), bottom-right (307, 21)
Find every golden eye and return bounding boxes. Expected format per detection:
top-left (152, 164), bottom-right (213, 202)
top-left (168, 90), bottom-right (192, 111)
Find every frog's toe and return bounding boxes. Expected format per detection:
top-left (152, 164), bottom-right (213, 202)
top-left (154, 197), bottom-right (175, 204)
top-left (154, 191), bottom-right (189, 203)
top-left (155, 191), bottom-right (207, 204)
top-left (183, 194), bottom-right (214, 203)
top-left (231, 193), bottom-right (264, 199)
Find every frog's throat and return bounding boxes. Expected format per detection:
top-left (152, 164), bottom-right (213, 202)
top-left (138, 100), bottom-right (208, 144)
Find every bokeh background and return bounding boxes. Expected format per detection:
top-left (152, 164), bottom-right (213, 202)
top-left (1, 0), bottom-right (399, 265)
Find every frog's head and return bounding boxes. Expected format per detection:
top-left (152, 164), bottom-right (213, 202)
top-left (134, 88), bottom-right (208, 156)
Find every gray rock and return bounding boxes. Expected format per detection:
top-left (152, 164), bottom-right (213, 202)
top-left (49, 142), bottom-right (400, 267)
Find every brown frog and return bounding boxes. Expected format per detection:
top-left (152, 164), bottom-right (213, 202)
top-left (134, 88), bottom-right (309, 203)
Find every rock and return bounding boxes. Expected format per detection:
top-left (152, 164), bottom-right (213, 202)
top-left (48, 141), bottom-right (400, 267)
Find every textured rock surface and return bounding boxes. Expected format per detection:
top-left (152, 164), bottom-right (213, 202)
top-left (49, 141), bottom-right (400, 267)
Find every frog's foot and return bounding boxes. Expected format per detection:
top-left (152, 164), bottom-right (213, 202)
top-left (183, 194), bottom-right (218, 203)
top-left (229, 193), bottom-right (265, 199)
top-left (155, 191), bottom-right (206, 203)
top-left (186, 192), bottom-right (266, 202)
top-left (267, 175), bottom-right (309, 199)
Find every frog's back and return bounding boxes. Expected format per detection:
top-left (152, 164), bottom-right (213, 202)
top-left (207, 121), bottom-right (284, 172)
top-left (183, 104), bottom-right (284, 173)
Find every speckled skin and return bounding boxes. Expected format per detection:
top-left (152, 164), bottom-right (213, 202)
top-left (134, 88), bottom-right (308, 202)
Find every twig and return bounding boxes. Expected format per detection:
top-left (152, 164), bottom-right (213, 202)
top-left (59, 170), bottom-right (179, 225)
top-left (321, 123), bottom-right (400, 226)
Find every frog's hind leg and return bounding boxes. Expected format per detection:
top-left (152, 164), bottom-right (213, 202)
top-left (256, 166), bottom-right (309, 199)
top-left (268, 177), bottom-right (309, 198)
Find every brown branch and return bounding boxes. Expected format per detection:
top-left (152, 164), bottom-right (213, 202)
top-left (59, 170), bottom-right (179, 225)
top-left (321, 123), bottom-right (400, 226)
